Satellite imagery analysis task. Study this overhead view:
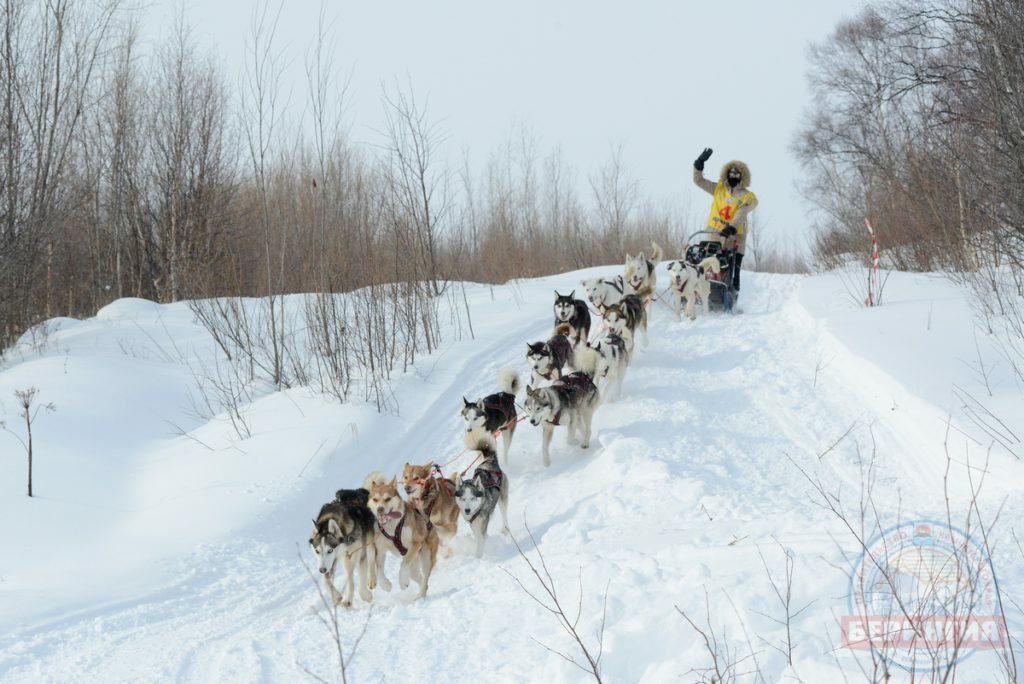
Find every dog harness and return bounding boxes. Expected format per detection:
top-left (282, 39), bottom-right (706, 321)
top-left (468, 467), bottom-right (504, 523)
top-left (621, 294), bottom-right (643, 323)
top-left (377, 513), bottom-right (408, 556)
top-left (423, 498), bottom-right (436, 533)
top-left (546, 372), bottom-right (597, 426)
top-left (483, 392), bottom-right (517, 430)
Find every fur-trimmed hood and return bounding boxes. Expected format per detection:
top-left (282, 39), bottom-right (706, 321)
top-left (718, 160), bottom-right (752, 188)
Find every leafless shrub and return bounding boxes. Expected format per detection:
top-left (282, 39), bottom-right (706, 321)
top-left (754, 540), bottom-right (816, 667)
top-left (1, 387), bottom-right (56, 497)
top-left (676, 587), bottom-right (763, 683)
top-left (298, 552), bottom-right (372, 684)
top-left (503, 523), bottom-right (608, 682)
top-left (187, 353), bottom-right (254, 440)
top-left (789, 421), bottom-right (1019, 682)
top-left (303, 292), bottom-right (352, 402)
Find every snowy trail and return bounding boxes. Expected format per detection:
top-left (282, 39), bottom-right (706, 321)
top-left (1, 270), bottom-right (1017, 683)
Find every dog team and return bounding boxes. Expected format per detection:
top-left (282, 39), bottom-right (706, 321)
top-left (309, 241), bottom-right (723, 606)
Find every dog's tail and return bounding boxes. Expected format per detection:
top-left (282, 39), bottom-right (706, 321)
top-left (574, 345), bottom-right (601, 379)
top-left (362, 471), bottom-right (389, 490)
top-left (464, 428), bottom-right (498, 460)
top-left (553, 322), bottom-right (573, 338)
top-left (497, 367), bottom-right (520, 396)
top-left (650, 241), bottom-right (664, 264)
top-left (699, 255), bottom-right (721, 275)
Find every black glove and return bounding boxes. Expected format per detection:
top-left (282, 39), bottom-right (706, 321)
top-left (694, 148), bottom-right (713, 171)
top-left (721, 223), bottom-right (738, 237)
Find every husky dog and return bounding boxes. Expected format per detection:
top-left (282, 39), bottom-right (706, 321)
top-left (366, 473), bottom-right (439, 599)
top-left (624, 242), bottom-right (664, 299)
top-left (526, 325), bottom-right (575, 386)
top-left (461, 368), bottom-right (520, 463)
top-left (606, 294), bottom-right (648, 348)
top-left (580, 275), bottom-right (625, 313)
top-left (401, 462), bottom-right (459, 544)
top-left (665, 257), bottom-right (721, 320)
top-left (309, 488), bottom-right (377, 607)
top-left (553, 290), bottom-right (591, 347)
top-left (454, 429), bottom-right (510, 558)
top-left (523, 347), bottom-right (601, 467)
top-left (591, 330), bottom-right (630, 402)
top-left (602, 306), bottom-right (637, 354)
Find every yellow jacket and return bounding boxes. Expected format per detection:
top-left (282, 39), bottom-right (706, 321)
top-left (693, 160), bottom-right (758, 234)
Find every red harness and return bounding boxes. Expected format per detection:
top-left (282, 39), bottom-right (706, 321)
top-left (377, 513), bottom-right (408, 556)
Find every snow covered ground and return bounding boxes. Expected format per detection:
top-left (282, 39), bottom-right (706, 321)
top-left (1, 267), bottom-right (1022, 682)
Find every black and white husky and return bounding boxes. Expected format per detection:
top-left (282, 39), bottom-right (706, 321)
top-left (309, 488), bottom-right (377, 607)
top-left (455, 429), bottom-right (510, 558)
top-left (553, 290), bottom-right (591, 347)
top-left (526, 324), bottom-right (575, 385)
top-left (461, 368), bottom-right (520, 464)
top-left (524, 347), bottom-right (601, 467)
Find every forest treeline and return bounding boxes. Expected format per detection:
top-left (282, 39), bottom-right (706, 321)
top-left (0, 1), bottom-right (708, 353)
top-left (796, 0), bottom-right (1024, 289)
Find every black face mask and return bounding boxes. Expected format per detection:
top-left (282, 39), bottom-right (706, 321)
top-left (727, 171), bottom-right (742, 188)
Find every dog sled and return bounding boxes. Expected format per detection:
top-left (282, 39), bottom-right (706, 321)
top-left (684, 230), bottom-right (739, 312)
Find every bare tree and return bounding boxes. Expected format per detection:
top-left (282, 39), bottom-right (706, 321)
top-left (1, 387), bottom-right (55, 496)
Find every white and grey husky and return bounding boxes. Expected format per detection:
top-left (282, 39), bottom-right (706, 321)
top-left (553, 290), bottom-right (591, 347)
top-left (461, 368), bottom-right (520, 464)
top-left (524, 347), bottom-right (601, 467)
top-left (624, 242), bottom-right (664, 299)
top-left (665, 257), bottom-right (720, 321)
top-left (580, 275), bottom-right (626, 314)
top-left (591, 329), bottom-right (630, 403)
top-left (309, 488), bottom-right (377, 607)
top-left (454, 429), bottom-right (510, 558)
top-left (602, 293), bottom-right (648, 350)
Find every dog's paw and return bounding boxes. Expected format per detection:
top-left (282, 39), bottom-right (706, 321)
top-left (359, 588), bottom-right (373, 603)
top-left (379, 577), bottom-right (392, 592)
top-left (339, 598), bottom-right (353, 608)
top-left (581, 441), bottom-right (590, 449)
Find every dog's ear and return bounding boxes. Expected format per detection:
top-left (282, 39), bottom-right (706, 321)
top-left (525, 385), bottom-right (534, 396)
top-left (327, 518), bottom-right (342, 537)
top-left (568, 289), bottom-right (575, 298)
top-left (311, 520), bottom-right (319, 538)
top-left (463, 396), bottom-right (472, 407)
top-left (455, 474), bottom-right (464, 488)
top-left (554, 290), bottom-right (561, 298)
top-left (388, 475), bottom-right (397, 489)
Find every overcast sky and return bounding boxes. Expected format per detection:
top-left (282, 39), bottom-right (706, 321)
top-left (154, 0), bottom-right (867, 252)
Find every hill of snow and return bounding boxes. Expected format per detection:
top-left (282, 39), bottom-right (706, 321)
top-left (1, 268), bottom-right (1022, 682)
